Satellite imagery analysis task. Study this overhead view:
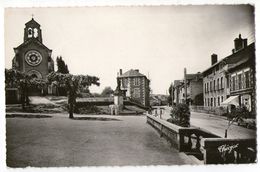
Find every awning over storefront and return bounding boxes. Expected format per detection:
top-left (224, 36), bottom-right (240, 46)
top-left (220, 96), bottom-right (239, 106)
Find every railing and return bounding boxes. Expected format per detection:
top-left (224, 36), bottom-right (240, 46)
top-left (190, 105), bottom-right (227, 116)
top-left (201, 138), bottom-right (256, 164)
top-left (179, 128), bottom-right (220, 159)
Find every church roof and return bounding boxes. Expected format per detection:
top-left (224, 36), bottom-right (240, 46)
top-left (118, 69), bottom-right (146, 78)
top-left (14, 38), bottom-right (52, 52)
top-left (25, 18), bottom-right (40, 27)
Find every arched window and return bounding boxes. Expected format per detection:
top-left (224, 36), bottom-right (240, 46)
top-left (28, 28), bottom-right (33, 38)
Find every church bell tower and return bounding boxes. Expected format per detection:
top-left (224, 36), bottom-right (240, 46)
top-left (23, 17), bottom-right (43, 43)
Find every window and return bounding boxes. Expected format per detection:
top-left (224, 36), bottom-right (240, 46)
top-left (227, 76), bottom-right (230, 88)
top-left (238, 74), bottom-right (242, 90)
top-left (133, 78), bottom-right (140, 86)
top-left (218, 97), bottom-right (220, 106)
top-left (210, 81), bottom-right (212, 92)
top-left (204, 83), bottom-right (207, 93)
top-left (221, 96), bottom-right (224, 103)
top-left (245, 71), bottom-right (250, 88)
top-left (124, 78), bottom-right (128, 87)
top-left (213, 80), bottom-right (216, 91)
top-left (214, 98), bottom-right (216, 107)
top-left (205, 98), bottom-right (207, 106)
top-left (217, 78), bottom-right (219, 90)
top-left (208, 98), bottom-right (210, 107)
top-left (232, 76), bottom-right (236, 91)
top-left (221, 77), bottom-right (223, 89)
top-left (133, 88), bottom-right (140, 98)
top-left (207, 82), bottom-right (209, 92)
top-left (28, 28), bottom-right (33, 38)
top-left (211, 98), bottom-right (213, 107)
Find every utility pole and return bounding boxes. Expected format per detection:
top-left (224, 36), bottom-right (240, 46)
top-left (171, 82), bottom-right (174, 107)
top-left (184, 68), bottom-right (187, 104)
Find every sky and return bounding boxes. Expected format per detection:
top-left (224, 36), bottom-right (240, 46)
top-left (4, 5), bottom-right (255, 94)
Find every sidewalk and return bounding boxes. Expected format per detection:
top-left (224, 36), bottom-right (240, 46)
top-left (158, 106), bottom-right (256, 139)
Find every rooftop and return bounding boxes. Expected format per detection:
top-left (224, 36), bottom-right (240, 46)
top-left (202, 42), bottom-right (255, 75)
top-left (118, 69), bottom-right (147, 78)
top-left (25, 18), bottom-right (41, 27)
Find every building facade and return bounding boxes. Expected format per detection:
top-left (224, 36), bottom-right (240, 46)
top-left (228, 43), bottom-right (255, 115)
top-left (203, 54), bottom-right (229, 108)
top-left (172, 72), bottom-right (203, 105)
top-left (117, 69), bottom-right (150, 107)
top-left (12, 18), bottom-right (55, 95)
top-left (202, 34), bottom-right (255, 114)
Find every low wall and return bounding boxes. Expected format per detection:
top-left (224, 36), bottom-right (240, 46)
top-left (147, 114), bottom-right (256, 164)
top-left (76, 97), bottom-right (148, 110)
top-left (6, 88), bottom-right (21, 104)
top-left (190, 105), bottom-right (227, 116)
top-left (146, 114), bottom-right (183, 149)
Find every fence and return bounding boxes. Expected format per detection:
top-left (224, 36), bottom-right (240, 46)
top-left (146, 114), bottom-right (257, 164)
top-left (190, 105), bottom-right (227, 116)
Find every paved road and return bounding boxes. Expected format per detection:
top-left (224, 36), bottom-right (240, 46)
top-left (6, 114), bottom-right (195, 167)
top-left (190, 112), bottom-right (256, 139)
top-left (157, 106), bottom-right (256, 139)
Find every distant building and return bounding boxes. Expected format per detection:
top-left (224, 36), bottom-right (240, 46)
top-left (172, 71), bottom-right (203, 105)
top-left (117, 69), bottom-right (150, 107)
top-left (202, 34), bottom-right (255, 113)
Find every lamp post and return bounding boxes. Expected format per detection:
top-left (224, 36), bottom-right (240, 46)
top-left (171, 82), bottom-right (174, 107)
top-left (184, 68), bottom-right (187, 104)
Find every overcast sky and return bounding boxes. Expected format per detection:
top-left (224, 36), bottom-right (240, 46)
top-left (5, 5), bottom-right (255, 94)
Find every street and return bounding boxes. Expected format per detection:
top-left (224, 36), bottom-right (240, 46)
top-left (6, 114), bottom-right (196, 167)
top-left (159, 106), bottom-right (256, 139)
top-left (190, 112), bottom-right (256, 139)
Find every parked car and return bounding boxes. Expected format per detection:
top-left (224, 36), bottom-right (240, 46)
top-left (237, 118), bottom-right (256, 129)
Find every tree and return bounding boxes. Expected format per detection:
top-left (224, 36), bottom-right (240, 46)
top-left (224, 106), bottom-right (250, 138)
top-left (47, 72), bottom-right (100, 118)
top-left (101, 86), bottom-right (114, 97)
top-left (5, 68), bottom-right (47, 109)
top-left (56, 56), bottom-right (69, 74)
top-left (168, 103), bottom-right (190, 127)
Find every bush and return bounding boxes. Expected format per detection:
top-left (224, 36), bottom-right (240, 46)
top-left (227, 106), bottom-right (251, 121)
top-left (169, 103), bottom-right (190, 127)
top-left (77, 105), bottom-right (101, 114)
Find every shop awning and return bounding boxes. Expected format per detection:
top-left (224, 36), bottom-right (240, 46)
top-left (220, 96), bottom-right (239, 106)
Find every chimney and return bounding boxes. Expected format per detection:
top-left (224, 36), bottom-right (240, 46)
top-left (135, 69), bottom-right (139, 73)
top-left (119, 69), bottom-right (122, 76)
top-left (211, 54), bottom-right (218, 65)
top-left (234, 34), bottom-right (248, 52)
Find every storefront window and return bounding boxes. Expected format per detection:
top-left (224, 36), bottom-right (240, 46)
top-left (241, 94), bottom-right (251, 112)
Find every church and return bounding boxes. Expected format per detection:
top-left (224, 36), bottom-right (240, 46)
top-left (12, 17), bottom-right (55, 95)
